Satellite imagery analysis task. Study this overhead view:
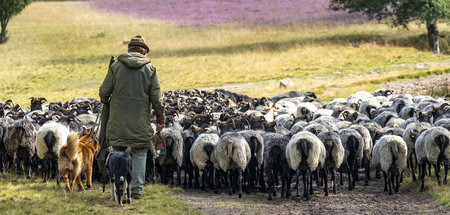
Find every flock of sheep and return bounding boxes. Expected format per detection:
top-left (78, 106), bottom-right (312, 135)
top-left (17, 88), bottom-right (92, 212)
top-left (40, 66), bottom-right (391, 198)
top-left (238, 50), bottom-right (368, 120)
top-left (0, 88), bottom-right (449, 202)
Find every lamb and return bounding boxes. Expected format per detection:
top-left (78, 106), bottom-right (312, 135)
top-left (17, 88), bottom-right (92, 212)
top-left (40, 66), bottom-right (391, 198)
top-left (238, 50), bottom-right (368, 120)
top-left (263, 132), bottom-right (291, 200)
top-left (372, 135), bottom-right (407, 195)
top-left (190, 133), bottom-right (220, 191)
top-left (157, 128), bottom-right (183, 186)
top-left (402, 122), bottom-right (430, 181)
top-left (238, 130), bottom-right (264, 193)
top-left (214, 132), bottom-right (251, 198)
top-left (317, 132), bottom-right (344, 195)
top-left (35, 121), bottom-right (69, 182)
top-left (3, 119), bottom-right (36, 178)
top-left (338, 128), bottom-right (364, 190)
top-left (286, 131), bottom-right (326, 200)
top-left (415, 126), bottom-right (450, 191)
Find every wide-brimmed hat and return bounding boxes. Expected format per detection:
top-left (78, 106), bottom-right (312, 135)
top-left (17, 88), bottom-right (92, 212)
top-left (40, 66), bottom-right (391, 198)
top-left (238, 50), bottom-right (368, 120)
top-left (128, 35), bottom-right (149, 52)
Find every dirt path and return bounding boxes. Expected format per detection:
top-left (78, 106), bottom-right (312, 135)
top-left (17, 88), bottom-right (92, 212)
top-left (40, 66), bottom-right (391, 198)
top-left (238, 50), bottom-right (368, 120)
top-left (175, 171), bottom-right (447, 215)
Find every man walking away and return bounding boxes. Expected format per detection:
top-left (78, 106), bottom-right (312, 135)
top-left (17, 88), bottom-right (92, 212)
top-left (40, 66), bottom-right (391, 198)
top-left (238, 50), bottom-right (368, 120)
top-left (99, 35), bottom-right (165, 199)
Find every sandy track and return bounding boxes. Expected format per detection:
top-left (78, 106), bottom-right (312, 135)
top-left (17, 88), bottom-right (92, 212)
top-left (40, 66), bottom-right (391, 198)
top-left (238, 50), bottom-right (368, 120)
top-left (175, 171), bottom-right (447, 215)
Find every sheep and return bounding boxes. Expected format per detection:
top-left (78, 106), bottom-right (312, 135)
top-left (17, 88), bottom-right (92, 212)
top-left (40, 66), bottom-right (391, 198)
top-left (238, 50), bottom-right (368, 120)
top-left (415, 126), bottom-right (450, 191)
top-left (238, 130), bottom-right (264, 193)
top-left (29, 97), bottom-right (48, 112)
top-left (35, 121), bottom-right (69, 182)
top-left (349, 124), bottom-right (373, 185)
top-left (402, 122), bottom-right (430, 181)
top-left (373, 89), bottom-right (394, 97)
top-left (358, 98), bottom-right (381, 119)
top-left (262, 132), bottom-right (291, 200)
top-left (312, 109), bottom-right (333, 121)
top-left (286, 131), bottom-right (326, 200)
top-left (317, 132), bottom-right (344, 195)
top-left (214, 132), bottom-right (251, 198)
top-left (295, 103), bottom-right (318, 122)
top-left (312, 116), bottom-right (339, 132)
top-left (434, 118), bottom-right (450, 130)
top-left (181, 130), bottom-right (196, 188)
top-left (3, 119), bottom-right (36, 178)
top-left (289, 121), bottom-right (308, 134)
top-left (302, 123), bottom-right (328, 136)
top-left (372, 135), bottom-right (408, 195)
top-left (190, 133), bottom-right (220, 191)
top-left (157, 128), bottom-right (183, 186)
top-left (338, 128), bottom-right (364, 190)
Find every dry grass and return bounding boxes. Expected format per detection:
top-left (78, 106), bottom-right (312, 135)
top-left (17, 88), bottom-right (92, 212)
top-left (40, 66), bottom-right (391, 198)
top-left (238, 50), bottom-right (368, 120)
top-left (0, 1), bottom-right (449, 107)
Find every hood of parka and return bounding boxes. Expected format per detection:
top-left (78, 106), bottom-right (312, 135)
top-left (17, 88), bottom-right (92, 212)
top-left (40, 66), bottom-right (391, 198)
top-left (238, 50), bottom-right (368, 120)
top-left (118, 52), bottom-right (151, 69)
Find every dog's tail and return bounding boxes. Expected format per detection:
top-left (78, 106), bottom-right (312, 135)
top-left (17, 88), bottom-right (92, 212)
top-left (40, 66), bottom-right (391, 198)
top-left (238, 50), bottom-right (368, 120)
top-left (66, 132), bottom-right (79, 160)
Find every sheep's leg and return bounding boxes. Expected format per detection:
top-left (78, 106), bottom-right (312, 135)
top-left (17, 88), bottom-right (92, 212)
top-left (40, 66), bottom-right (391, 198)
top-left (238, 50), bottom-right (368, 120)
top-left (42, 158), bottom-right (48, 182)
top-left (306, 170), bottom-right (312, 201)
top-left (161, 165), bottom-right (167, 184)
top-left (201, 169), bottom-right (206, 191)
top-left (444, 162), bottom-right (448, 185)
top-left (383, 171), bottom-right (388, 192)
top-left (255, 166), bottom-right (260, 192)
top-left (245, 167), bottom-right (251, 194)
top-left (296, 169), bottom-right (301, 197)
top-left (126, 180), bottom-right (131, 204)
top-left (339, 167), bottom-right (343, 186)
top-left (209, 166), bottom-right (215, 191)
top-left (364, 155), bottom-right (369, 186)
top-left (286, 171), bottom-right (292, 198)
top-left (331, 167), bottom-right (337, 194)
top-left (409, 155), bottom-right (416, 181)
top-left (227, 170), bottom-right (232, 195)
top-left (281, 171), bottom-right (286, 198)
top-left (194, 167), bottom-right (199, 189)
top-left (170, 164), bottom-right (175, 185)
top-left (376, 166), bottom-right (381, 179)
top-left (395, 171), bottom-right (400, 193)
top-left (0, 153), bottom-right (3, 174)
top-left (420, 162), bottom-right (426, 192)
top-left (435, 162), bottom-right (442, 186)
top-left (274, 169), bottom-right (280, 186)
top-left (214, 169), bottom-right (219, 194)
top-left (309, 169), bottom-right (314, 195)
top-left (428, 162), bottom-right (432, 177)
top-left (322, 168), bottom-right (328, 196)
top-left (16, 155), bottom-right (22, 175)
top-left (344, 160), bottom-right (353, 191)
top-left (259, 165), bottom-right (266, 192)
top-left (238, 169), bottom-right (243, 198)
top-left (177, 165), bottom-right (181, 187)
top-left (354, 161), bottom-right (359, 182)
top-left (268, 169), bottom-right (273, 200)
top-left (314, 170), bottom-right (320, 187)
top-left (387, 172), bottom-right (392, 195)
top-left (26, 155), bottom-right (32, 179)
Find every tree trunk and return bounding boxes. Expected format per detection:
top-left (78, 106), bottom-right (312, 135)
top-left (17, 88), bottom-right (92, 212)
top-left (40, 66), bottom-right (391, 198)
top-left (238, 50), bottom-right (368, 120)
top-left (426, 20), bottom-right (440, 54)
top-left (0, 22), bottom-right (7, 42)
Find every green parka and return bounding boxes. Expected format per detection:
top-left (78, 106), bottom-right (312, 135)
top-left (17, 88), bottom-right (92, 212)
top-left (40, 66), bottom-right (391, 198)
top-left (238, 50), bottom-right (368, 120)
top-left (99, 52), bottom-right (165, 148)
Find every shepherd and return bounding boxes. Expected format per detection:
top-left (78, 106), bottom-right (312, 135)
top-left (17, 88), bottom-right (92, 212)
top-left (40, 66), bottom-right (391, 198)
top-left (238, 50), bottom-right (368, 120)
top-left (99, 35), bottom-right (165, 200)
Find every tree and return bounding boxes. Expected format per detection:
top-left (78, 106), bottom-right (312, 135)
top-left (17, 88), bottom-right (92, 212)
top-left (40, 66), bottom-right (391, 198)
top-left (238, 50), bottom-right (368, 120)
top-left (0, 0), bottom-right (32, 43)
top-left (330, 0), bottom-right (450, 54)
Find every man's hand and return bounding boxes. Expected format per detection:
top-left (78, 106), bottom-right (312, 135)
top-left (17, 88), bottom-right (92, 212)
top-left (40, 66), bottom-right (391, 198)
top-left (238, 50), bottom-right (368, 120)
top-left (156, 124), bottom-right (164, 132)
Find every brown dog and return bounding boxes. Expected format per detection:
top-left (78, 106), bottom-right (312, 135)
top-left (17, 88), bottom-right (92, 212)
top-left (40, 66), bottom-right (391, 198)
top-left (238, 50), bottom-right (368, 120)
top-left (58, 128), bottom-right (99, 191)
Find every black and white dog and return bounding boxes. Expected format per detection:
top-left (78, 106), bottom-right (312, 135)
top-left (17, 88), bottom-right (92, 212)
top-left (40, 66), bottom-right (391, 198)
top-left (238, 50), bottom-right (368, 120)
top-left (106, 151), bottom-right (132, 206)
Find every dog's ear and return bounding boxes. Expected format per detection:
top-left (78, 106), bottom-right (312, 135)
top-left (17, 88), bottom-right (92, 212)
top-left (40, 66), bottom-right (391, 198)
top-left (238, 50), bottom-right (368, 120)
top-left (82, 127), bottom-right (89, 136)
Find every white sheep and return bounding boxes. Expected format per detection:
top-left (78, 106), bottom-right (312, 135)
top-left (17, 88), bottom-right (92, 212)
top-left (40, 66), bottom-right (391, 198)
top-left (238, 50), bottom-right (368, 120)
top-left (35, 121), bottom-right (70, 182)
top-left (317, 131), bottom-right (344, 195)
top-left (286, 131), bottom-right (326, 200)
top-left (415, 126), bottom-right (450, 191)
top-left (189, 133), bottom-right (220, 191)
top-left (402, 122), bottom-right (430, 181)
top-left (372, 135), bottom-right (407, 195)
top-left (214, 132), bottom-right (251, 198)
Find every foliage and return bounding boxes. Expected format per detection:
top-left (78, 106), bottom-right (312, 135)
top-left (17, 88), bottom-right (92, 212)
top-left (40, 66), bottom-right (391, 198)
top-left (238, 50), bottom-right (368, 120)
top-left (0, 0), bottom-right (32, 43)
top-left (329, 0), bottom-right (450, 27)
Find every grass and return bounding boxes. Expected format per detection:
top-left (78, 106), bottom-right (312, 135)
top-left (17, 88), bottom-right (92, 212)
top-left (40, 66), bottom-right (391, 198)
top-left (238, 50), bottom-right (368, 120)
top-left (0, 2), bottom-right (449, 106)
top-left (402, 166), bottom-right (450, 207)
top-left (0, 173), bottom-right (193, 215)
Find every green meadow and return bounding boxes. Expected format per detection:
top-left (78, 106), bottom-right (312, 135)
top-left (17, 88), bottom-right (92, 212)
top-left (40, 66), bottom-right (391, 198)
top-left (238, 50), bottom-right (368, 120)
top-left (0, 1), bottom-right (449, 106)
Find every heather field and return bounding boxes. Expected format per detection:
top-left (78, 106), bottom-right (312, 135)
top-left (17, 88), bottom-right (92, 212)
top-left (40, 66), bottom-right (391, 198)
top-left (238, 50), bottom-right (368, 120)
top-left (90, 0), bottom-right (366, 26)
